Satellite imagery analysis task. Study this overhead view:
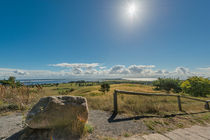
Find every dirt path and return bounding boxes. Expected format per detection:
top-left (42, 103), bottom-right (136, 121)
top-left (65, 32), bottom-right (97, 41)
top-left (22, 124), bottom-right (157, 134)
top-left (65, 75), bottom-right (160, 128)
top-left (0, 113), bottom-right (24, 140)
top-left (0, 110), bottom-right (151, 140)
top-left (1, 111), bottom-right (210, 140)
top-left (87, 110), bottom-right (151, 139)
top-left (122, 125), bottom-right (210, 140)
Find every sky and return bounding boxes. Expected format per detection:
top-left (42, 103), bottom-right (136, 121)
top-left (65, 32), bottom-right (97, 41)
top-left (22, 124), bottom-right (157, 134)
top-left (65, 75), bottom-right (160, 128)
top-left (0, 0), bottom-right (210, 79)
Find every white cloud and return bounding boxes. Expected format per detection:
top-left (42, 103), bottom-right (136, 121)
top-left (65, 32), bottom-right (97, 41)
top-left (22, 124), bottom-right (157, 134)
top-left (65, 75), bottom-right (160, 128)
top-left (175, 67), bottom-right (190, 75)
top-left (198, 67), bottom-right (210, 71)
top-left (99, 66), bottom-right (106, 69)
top-left (71, 68), bottom-right (83, 75)
top-left (0, 64), bottom-right (208, 79)
top-left (155, 70), bottom-right (169, 75)
top-left (49, 63), bottom-right (99, 69)
top-left (107, 65), bottom-right (157, 77)
top-left (13, 70), bottom-right (28, 75)
top-left (0, 68), bottom-right (29, 78)
top-left (108, 65), bottom-right (130, 74)
top-left (197, 67), bottom-right (210, 77)
top-left (84, 69), bottom-right (98, 75)
top-left (128, 65), bottom-right (143, 74)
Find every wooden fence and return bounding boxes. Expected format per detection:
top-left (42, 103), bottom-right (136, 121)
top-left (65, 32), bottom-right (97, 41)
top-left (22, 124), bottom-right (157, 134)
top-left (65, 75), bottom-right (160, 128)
top-left (113, 90), bottom-right (210, 114)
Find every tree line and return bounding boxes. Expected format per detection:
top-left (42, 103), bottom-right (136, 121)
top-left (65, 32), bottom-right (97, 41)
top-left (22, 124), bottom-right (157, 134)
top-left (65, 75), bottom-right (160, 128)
top-left (0, 76), bottom-right (22, 88)
top-left (153, 76), bottom-right (210, 97)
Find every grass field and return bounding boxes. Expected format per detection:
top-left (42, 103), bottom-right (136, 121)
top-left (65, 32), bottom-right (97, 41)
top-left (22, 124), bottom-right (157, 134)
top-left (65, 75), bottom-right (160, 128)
top-left (41, 83), bottom-right (210, 133)
top-left (1, 82), bottom-right (209, 115)
top-left (40, 83), bottom-right (209, 115)
top-left (1, 82), bottom-right (210, 134)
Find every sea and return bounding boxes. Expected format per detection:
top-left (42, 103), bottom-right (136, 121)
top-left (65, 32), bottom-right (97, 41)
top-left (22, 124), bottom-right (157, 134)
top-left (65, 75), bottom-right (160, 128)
top-left (19, 79), bottom-right (68, 85)
top-left (19, 78), bottom-right (157, 85)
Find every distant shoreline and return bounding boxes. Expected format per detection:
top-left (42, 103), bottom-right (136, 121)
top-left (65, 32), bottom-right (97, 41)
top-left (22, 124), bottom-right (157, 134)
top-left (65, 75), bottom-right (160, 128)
top-left (17, 78), bottom-right (157, 85)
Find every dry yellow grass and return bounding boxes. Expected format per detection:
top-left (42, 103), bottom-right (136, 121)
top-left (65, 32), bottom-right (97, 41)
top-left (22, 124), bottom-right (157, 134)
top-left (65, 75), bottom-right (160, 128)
top-left (0, 85), bottom-right (45, 111)
top-left (42, 83), bottom-right (210, 115)
top-left (1, 83), bottom-right (210, 134)
top-left (1, 83), bottom-right (209, 116)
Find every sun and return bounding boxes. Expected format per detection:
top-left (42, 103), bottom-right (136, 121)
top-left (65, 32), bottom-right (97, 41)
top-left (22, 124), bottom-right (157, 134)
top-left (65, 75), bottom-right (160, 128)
top-left (126, 2), bottom-right (138, 19)
top-left (119, 1), bottom-right (143, 26)
top-left (127, 3), bottom-right (136, 17)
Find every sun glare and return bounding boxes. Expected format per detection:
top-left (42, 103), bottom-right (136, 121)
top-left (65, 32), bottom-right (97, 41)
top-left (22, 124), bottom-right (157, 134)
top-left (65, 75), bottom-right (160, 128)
top-left (118, 1), bottom-right (145, 27)
top-left (127, 3), bottom-right (137, 18)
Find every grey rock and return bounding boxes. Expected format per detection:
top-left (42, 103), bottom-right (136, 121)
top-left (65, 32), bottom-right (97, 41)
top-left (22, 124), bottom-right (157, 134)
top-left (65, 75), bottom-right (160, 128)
top-left (22, 96), bottom-right (88, 139)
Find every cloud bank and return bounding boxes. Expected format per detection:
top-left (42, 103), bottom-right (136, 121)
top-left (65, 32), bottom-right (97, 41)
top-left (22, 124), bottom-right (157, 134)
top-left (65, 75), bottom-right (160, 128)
top-left (49, 63), bottom-right (99, 69)
top-left (0, 63), bottom-right (209, 80)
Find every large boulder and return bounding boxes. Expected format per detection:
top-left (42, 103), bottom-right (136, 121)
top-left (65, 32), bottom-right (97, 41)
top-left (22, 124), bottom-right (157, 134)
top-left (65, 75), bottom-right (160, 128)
top-left (23, 96), bottom-right (88, 139)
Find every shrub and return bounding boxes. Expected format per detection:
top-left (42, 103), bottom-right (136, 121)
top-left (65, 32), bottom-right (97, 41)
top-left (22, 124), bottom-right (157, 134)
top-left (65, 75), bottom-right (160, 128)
top-left (181, 76), bottom-right (210, 97)
top-left (0, 76), bottom-right (23, 88)
top-left (99, 83), bottom-right (110, 94)
top-left (58, 88), bottom-right (75, 95)
top-left (84, 124), bottom-right (94, 134)
top-left (153, 78), bottom-right (182, 93)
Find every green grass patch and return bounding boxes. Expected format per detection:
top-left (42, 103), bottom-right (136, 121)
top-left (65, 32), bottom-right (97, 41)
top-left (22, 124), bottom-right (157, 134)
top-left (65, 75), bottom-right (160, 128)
top-left (84, 124), bottom-right (94, 134)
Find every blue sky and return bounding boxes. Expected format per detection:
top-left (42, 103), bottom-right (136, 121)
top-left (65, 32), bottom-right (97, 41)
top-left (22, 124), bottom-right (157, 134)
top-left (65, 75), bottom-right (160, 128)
top-left (0, 0), bottom-right (210, 79)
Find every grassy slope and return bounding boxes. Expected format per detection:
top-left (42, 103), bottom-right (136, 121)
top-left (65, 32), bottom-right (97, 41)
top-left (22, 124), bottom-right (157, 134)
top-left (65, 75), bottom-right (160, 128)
top-left (1, 83), bottom-right (210, 135)
top-left (43, 83), bottom-right (210, 134)
top-left (43, 83), bottom-right (209, 115)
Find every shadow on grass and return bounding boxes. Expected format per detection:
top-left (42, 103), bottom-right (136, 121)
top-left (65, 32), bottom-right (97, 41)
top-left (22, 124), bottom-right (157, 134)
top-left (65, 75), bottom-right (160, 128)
top-left (108, 110), bottom-right (210, 123)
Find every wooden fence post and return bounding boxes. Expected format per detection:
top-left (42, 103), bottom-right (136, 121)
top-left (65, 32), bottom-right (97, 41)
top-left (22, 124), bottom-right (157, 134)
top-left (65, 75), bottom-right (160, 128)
top-left (114, 90), bottom-right (118, 114)
top-left (205, 102), bottom-right (210, 110)
top-left (177, 95), bottom-right (182, 111)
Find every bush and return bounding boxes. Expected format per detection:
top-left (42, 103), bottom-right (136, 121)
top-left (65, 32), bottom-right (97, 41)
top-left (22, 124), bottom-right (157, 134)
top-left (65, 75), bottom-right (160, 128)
top-left (153, 78), bottom-right (182, 93)
top-left (0, 76), bottom-right (23, 88)
top-left (99, 83), bottom-right (110, 94)
top-left (181, 76), bottom-right (210, 97)
top-left (58, 88), bottom-right (75, 95)
top-left (84, 124), bottom-right (94, 134)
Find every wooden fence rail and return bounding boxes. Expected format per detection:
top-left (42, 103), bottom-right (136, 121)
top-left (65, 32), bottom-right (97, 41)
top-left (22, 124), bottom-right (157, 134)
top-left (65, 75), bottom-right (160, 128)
top-left (113, 90), bottom-right (210, 114)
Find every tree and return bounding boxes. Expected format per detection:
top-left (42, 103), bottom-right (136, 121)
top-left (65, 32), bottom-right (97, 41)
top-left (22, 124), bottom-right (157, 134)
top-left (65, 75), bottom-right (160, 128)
top-left (99, 83), bottom-right (110, 94)
top-left (0, 76), bottom-right (22, 87)
top-left (153, 78), bottom-right (182, 93)
top-left (8, 76), bottom-right (16, 87)
top-left (181, 76), bottom-right (210, 97)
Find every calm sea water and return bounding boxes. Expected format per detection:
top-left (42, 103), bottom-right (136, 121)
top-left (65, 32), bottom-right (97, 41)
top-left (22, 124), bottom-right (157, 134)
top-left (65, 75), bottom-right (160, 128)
top-left (19, 78), bottom-right (157, 85)
top-left (19, 79), bottom-right (72, 85)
